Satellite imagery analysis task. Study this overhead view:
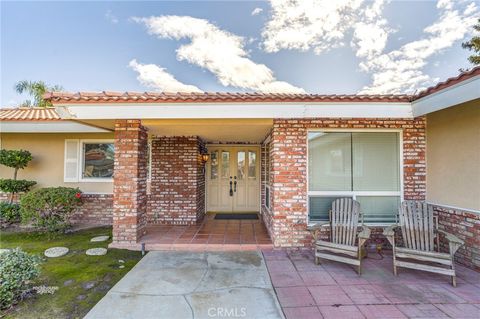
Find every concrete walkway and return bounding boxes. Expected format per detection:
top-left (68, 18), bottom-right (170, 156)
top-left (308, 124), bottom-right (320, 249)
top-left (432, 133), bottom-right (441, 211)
top-left (85, 251), bottom-right (284, 319)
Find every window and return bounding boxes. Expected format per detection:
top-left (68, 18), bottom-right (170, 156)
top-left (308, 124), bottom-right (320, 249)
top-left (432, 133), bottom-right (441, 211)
top-left (64, 139), bottom-right (115, 182)
top-left (82, 143), bottom-right (114, 179)
top-left (308, 132), bottom-right (401, 224)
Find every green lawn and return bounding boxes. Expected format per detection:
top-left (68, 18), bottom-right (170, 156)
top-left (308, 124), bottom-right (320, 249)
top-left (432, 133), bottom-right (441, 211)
top-left (0, 227), bottom-right (142, 319)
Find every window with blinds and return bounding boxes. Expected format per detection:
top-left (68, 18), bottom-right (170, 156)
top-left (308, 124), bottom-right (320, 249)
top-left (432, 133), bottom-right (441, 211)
top-left (308, 132), bottom-right (401, 224)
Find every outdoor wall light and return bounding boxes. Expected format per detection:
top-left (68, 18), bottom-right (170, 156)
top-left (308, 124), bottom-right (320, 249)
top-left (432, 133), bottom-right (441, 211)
top-left (201, 154), bottom-right (210, 163)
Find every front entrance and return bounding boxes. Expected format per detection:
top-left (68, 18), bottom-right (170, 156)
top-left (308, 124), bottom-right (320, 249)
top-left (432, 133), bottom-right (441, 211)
top-left (206, 145), bottom-right (260, 212)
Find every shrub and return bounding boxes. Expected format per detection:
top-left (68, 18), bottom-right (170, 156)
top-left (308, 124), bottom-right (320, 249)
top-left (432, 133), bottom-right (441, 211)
top-left (0, 179), bottom-right (37, 194)
top-left (0, 149), bottom-right (32, 170)
top-left (0, 248), bottom-right (40, 310)
top-left (0, 202), bottom-right (21, 224)
top-left (0, 149), bottom-right (36, 204)
top-left (20, 187), bottom-right (82, 233)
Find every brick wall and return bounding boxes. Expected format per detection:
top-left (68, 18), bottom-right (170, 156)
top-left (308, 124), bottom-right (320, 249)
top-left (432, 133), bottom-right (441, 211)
top-left (1, 192), bottom-right (113, 226)
top-left (148, 136), bottom-right (206, 225)
top-left (71, 193), bottom-right (113, 225)
top-left (263, 118), bottom-right (426, 247)
top-left (434, 205), bottom-right (480, 271)
top-left (112, 119), bottom-right (148, 244)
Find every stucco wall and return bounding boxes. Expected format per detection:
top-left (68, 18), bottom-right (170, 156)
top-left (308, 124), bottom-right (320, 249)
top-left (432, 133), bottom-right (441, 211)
top-left (0, 133), bottom-right (114, 193)
top-left (426, 100), bottom-right (480, 211)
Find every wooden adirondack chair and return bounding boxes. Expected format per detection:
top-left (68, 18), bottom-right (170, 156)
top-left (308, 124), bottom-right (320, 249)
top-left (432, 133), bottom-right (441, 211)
top-left (308, 198), bottom-right (371, 275)
top-left (383, 201), bottom-right (464, 286)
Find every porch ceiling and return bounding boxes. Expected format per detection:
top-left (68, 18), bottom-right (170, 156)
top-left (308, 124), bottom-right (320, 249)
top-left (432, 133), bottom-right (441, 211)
top-left (79, 119), bottom-right (273, 143)
top-left (143, 119), bottom-right (273, 143)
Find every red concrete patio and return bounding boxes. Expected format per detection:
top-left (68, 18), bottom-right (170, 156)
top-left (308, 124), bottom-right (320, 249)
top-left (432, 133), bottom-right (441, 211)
top-left (140, 213), bottom-right (273, 251)
top-left (263, 249), bottom-right (480, 319)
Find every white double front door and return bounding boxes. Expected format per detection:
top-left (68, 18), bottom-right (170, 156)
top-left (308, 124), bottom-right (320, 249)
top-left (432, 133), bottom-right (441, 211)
top-left (206, 146), bottom-right (260, 213)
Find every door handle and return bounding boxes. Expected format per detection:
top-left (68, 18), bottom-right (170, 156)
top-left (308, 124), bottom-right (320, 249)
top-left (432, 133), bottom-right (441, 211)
top-left (234, 176), bottom-right (237, 192)
top-left (229, 176), bottom-right (233, 196)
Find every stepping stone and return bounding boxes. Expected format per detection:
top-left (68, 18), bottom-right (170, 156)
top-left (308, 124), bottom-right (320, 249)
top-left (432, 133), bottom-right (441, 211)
top-left (82, 281), bottom-right (96, 290)
top-left (64, 279), bottom-right (74, 286)
top-left (90, 235), bottom-right (109, 242)
top-left (118, 259), bottom-right (125, 263)
top-left (44, 247), bottom-right (69, 258)
top-left (0, 248), bottom-right (11, 254)
top-left (86, 248), bottom-right (107, 256)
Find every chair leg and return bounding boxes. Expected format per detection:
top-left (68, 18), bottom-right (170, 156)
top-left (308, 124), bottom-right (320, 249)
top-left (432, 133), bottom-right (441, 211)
top-left (393, 263), bottom-right (397, 276)
top-left (451, 275), bottom-right (457, 287)
top-left (357, 251), bottom-right (362, 275)
top-left (315, 256), bottom-right (320, 265)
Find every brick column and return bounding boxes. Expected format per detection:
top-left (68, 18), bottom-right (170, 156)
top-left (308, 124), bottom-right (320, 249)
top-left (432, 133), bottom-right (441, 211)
top-left (148, 136), bottom-right (206, 225)
top-left (270, 120), bottom-right (308, 247)
top-left (112, 119), bottom-right (148, 245)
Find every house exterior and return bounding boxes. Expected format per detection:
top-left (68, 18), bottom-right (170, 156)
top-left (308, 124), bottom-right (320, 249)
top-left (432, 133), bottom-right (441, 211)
top-left (1, 67), bottom-right (479, 269)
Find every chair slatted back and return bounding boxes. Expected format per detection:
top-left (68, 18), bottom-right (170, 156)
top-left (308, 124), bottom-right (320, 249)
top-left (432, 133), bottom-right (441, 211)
top-left (331, 198), bottom-right (361, 246)
top-left (399, 201), bottom-right (435, 251)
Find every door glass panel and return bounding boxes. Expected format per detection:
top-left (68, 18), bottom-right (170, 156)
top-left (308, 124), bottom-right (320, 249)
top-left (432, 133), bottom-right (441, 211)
top-left (210, 151), bottom-right (218, 180)
top-left (221, 151), bottom-right (230, 179)
top-left (237, 151), bottom-right (245, 180)
top-left (248, 151), bottom-right (256, 179)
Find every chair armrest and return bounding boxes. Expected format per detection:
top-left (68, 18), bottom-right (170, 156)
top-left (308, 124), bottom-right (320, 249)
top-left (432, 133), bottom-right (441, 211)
top-left (383, 224), bottom-right (399, 247)
top-left (383, 224), bottom-right (399, 237)
top-left (437, 229), bottom-right (464, 246)
top-left (307, 221), bottom-right (329, 232)
top-left (307, 222), bottom-right (329, 242)
top-left (358, 225), bottom-right (371, 240)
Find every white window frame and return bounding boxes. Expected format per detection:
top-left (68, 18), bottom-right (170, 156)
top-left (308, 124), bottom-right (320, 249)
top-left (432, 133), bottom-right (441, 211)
top-left (306, 128), bottom-right (404, 226)
top-left (79, 139), bottom-right (115, 182)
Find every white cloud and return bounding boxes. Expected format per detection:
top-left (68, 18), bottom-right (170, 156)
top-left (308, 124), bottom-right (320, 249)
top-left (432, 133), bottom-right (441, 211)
top-left (262, 0), bottom-right (374, 54)
top-left (261, 0), bottom-right (478, 94)
top-left (359, 0), bottom-right (478, 94)
top-left (251, 8), bottom-right (263, 16)
top-left (105, 10), bottom-right (119, 24)
top-left (350, 0), bottom-right (391, 60)
top-left (133, 15), bottom-right (305, 93)
top-left (128, 59), bottom-right (203, 93)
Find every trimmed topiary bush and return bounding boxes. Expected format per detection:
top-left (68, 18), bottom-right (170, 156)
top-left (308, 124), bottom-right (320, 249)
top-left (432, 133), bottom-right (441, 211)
top-left (0, 202), bottom-right (21, 224)
top-left (20, 187), bottom-right (82, 233)
top-left (0, 248), bottom-right (41, 310)
top-left (0, 180), bottom-right (37, 195)
top-left (0, 149), bottom-right (36, 204)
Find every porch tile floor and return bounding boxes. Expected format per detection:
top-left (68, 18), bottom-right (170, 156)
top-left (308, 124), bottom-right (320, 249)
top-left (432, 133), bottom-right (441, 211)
top-left (141, 213), bottom-right (273, 251)
top-left (263, 249), bottom-right (480, 319)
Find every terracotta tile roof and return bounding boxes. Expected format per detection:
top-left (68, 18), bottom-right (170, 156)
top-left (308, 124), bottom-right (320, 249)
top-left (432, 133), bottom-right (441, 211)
top-left (42, 66), bottom-right (480, 104)
top-left (43, 92), bottom-right (413, 103)
top-left (0, 107), bottom-right (61, 121)
top-left (415, 66), bottom-right (480, 99)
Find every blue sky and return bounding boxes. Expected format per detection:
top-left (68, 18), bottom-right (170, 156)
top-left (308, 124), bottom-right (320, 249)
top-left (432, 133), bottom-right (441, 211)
top-left (1, 0), bottom-right (478, 106)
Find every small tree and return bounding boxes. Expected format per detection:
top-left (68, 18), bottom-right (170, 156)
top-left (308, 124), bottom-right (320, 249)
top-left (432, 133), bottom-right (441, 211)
top-left (14, 80), bottom-right (63, 108)
top-left (0, 150), bottom-right (36, 204)
top-left (462, 18), bottom-right (480, 65)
